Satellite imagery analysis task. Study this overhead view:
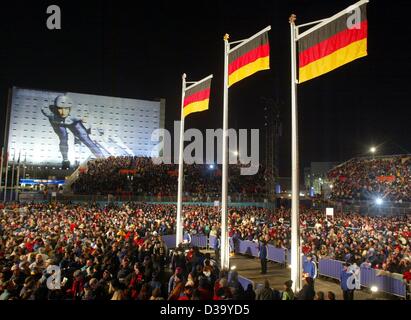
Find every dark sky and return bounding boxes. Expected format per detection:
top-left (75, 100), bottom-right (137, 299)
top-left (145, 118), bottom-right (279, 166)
top-left (0, 0), bottom-right (410, 177)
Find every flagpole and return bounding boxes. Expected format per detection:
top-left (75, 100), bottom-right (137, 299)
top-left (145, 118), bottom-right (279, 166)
top-left (290, 14), bottom-right (302, 293)
top-left (176, 73), bottom-right (187, 247)
top-left (9, 151), bottom-right (15, 202)
top-left (0, 146), bottom-right (4, 198)
top-left (221, 34), bottom-right (230, 270)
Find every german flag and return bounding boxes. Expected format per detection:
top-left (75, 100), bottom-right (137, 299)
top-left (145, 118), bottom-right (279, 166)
top-left (298, 3), bottom-right (368, 83)
top-left (228, 31), bottom-right (270, 87)
top-left (183, 77), bottom-right (212, 118)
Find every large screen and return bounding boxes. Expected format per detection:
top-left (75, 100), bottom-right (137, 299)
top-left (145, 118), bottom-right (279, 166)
top-left (6, 87), bottom-right (165, 167)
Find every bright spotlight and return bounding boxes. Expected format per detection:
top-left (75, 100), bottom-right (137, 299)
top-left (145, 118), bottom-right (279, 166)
top-left (370, 147), bottom-right (376, 154)
top-left (375, 198), bottom-right (383, 206)
top-left (370, 286), bottom-right (378, 293)
top-left (232, 150), bottom-right (239, 156)
top-left (209, 164), bottom-right (214, 169)
top-left (230, 265), bottom-right (237, 271)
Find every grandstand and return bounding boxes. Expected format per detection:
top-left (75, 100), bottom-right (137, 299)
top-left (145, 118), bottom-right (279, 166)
top-left (327, 154), bottom-right (411, 203)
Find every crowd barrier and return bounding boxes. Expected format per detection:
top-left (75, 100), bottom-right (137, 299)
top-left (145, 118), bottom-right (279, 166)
top-left (209, 235), bottom-right (217, 249)
top-left (318, 259), bottom-right (344, 280)
top-left (318, 258), bottom-right (407, 298)
top-left (161, 234), bottom-right (210, 250)
top-left (360, 267), bottom-right (407, 298)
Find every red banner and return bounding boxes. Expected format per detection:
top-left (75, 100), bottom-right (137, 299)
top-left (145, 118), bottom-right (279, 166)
top-left (377, 176), bottom-right (395, 183)
top-left (167, 170), bottom-right (178, 177)
top-left (119, 169), bottom-right (137, 175)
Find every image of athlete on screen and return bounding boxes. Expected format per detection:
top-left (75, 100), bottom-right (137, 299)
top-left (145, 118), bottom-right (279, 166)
top-left (41, 95), bottom-right (105, 169)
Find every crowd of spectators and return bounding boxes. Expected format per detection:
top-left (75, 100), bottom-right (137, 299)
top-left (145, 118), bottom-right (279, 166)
top-left (328, 155), bottom-right (411, 202)
top-left (0, 202), bottom-right (409, 300)
top-left (71, 156), bottom-right (269, 199)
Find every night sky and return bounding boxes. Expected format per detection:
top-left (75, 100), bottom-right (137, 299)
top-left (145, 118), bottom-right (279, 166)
top-left (0, 0), bottom-right (410, 177)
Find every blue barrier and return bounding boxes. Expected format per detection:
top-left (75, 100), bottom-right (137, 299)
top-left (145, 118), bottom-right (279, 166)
top-left (238, 240), bottom-right (259, 257)
top-left (267, 245), bottom-right (287, 264)
top-left (209, 235), bottom-right (217, 249)
top-left (318, 259), bottom-right (407, 298)
top-left (229, 237), bottom-right (235, 252)
top-left (191, 235), bottom-right (208, 248)
top-left (360, 267), bottom-right (406, 298)
top-left (238, 275), bottom-right (254, 291)
top-left (162, 234), bottom-right (177, 249)
top-left (318, 259), bottom-right (344, 280)
top-left (228, 271), bottom-right (254, 291)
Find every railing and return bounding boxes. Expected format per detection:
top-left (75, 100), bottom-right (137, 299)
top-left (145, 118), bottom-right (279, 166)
top-left (318, 258), bottom-right (408, 299)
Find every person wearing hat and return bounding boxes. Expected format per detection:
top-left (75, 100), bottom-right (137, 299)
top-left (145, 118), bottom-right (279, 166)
top-left (178, 284), bottom-right (194, 300)
top-left (296, 277), bottom-right (315, 300)
top-left (258, 239), bottom-right (268, 274)
top-left (303, 254), bottom-right (317, 283)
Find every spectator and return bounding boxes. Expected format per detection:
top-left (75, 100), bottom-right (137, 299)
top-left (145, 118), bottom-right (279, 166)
top-left (258, 240), bottom-right (268, 275)
top-left (255, 280), bottom-right (273, 300)
top-left (327, 291), bottom-right (336, 300)
top-left (282, 280), bottom-right (294, 300)
top-left (315, 291), bottom-right (325, 300)
top-left (340, 263), bottom-right (355, 300)
top-left (296, 277), bottom-right (315, 300)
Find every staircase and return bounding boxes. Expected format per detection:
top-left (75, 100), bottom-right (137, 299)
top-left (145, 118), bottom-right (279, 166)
top-left (63, 157), bottom-right (92, 193)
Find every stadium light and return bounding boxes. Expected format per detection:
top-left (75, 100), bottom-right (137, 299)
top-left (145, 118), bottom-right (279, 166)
top-left (375, 198), bottom-right (383, 206)
top-left (370, 146), bottom-right (377, 154)
top-left (370, 286), bottom-right (378, 293)
top-left (209, 164), bottom-right (215, 170)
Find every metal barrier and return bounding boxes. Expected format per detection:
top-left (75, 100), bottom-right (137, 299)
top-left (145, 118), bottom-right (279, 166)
top-left (360, 267), bottom-right (407, 298)
top-left (238, 240), bottom-right (259, 257)
top-left (209, 235), bottom-right (217, 249)
top-left (191, 235), bottom-right (208, 248)
top-left (267, 245), bottom-right (287, 264)
top-left (318, 259), bottom-right (407, 298)
top-left (318, 259), bottom-right (344, 280)
top-left (161, 234), bottom-right (209, 250)
top-left (161, 234), bottom-right (177, 249)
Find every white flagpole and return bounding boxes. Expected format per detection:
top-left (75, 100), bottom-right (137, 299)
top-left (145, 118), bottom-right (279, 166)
top-left (221, 34), bottom-right (230, 270)
top-left (0, 146), bottom-right (4, 196)
top-left (290, 14), bottom-right (302, 293)
top-left (3, 150), bottom-right (9, 202)
top-left (176, 73), bottom-right (187, 247)
top-left (9, 150), bottom-right (15, 202)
